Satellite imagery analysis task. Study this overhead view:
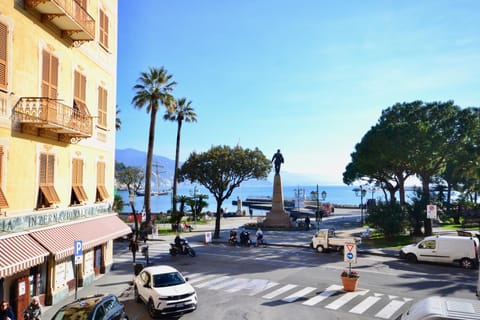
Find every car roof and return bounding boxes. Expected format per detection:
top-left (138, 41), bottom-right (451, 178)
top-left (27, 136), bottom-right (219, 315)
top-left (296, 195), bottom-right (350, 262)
top-left (142, 265), bottom-right (179, 274)
top-left (402, 296), bottom-right (480, 319)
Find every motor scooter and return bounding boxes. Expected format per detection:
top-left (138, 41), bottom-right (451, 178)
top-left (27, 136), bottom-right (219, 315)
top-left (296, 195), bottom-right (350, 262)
top-left (229, 229), bottom-right (238, 245)
top-left (239, 230), bottom-right (252, 247)
top-left (170, 237), bottom-right (196, 257)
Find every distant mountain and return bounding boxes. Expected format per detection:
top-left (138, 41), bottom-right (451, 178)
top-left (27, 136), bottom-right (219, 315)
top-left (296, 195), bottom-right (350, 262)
top-left (115, 148), bottom-right (175, 187)
top-left (115, 148), bottom-right (322, 187)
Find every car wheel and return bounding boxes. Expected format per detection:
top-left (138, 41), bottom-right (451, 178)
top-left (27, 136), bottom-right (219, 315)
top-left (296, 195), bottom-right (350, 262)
top-left (134, 286), bottom-right (141, 303)
top-left (148, 299), bottom-right (157, 318)
top-left (406, 253), bottom-right (417, 263)
top-left (461, 258), bottom-right (474, 269)
top-left (316, 246), bottom-right (324, 253)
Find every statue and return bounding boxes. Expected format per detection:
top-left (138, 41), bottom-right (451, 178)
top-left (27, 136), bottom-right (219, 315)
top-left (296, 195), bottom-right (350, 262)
top-left (271, 149), bottom-right (284, 175)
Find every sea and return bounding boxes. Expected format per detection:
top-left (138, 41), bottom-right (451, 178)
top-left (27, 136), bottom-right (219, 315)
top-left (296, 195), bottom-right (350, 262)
top-left (117, 184), bottom-right (387, 215)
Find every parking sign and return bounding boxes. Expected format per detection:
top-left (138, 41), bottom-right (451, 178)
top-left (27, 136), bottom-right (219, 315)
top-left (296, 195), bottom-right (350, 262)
top-left (74, 240), bottom-right (83, 265)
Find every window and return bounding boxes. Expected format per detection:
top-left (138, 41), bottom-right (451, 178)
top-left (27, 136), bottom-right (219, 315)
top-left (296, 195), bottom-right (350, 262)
top-left (0, 22), bottom-right (8, 91)
top-left (41, 50), bottom-right (58, 98)
top-left (37, 153), bottom-right (60, 208)
top-left (419, 240), bottom-right (436, 250)
top-left (71, 158), bottom-right (88, 205)
top-left (96, 161), bottom-right (109, 201)
top-left (97, 86), bottom-right (107, 127)
top-left (99, 9), bottom-right (109, 49)
top-left (74, 70), bottom-right (87, 112)
top-left (0, 146), bottom-right (8, 208)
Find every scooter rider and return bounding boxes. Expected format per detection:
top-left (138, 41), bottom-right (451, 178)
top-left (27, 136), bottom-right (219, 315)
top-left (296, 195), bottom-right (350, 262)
top-left (174, 235), bottom-right (186, 253)
top-left (256, 228), bottom-right (264, 247)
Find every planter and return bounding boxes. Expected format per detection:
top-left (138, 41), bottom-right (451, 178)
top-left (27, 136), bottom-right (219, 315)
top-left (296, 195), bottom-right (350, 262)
top-left (341, 276), bottom-right (359, 292)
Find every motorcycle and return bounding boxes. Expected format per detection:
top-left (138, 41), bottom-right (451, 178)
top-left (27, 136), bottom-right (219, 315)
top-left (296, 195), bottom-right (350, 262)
top-left (170, 237), bottom-right (196, 257)
top-left (228, 229), bottom-right (238, 246)
top-left (239, 230), bottom-right (252, 247)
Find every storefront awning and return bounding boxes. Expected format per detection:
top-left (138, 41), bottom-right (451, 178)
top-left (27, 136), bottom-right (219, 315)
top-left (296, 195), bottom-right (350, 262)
top-left (0, 234), bottom-right (49, 278)
top-left (29, 215), bottom-right (131, 260)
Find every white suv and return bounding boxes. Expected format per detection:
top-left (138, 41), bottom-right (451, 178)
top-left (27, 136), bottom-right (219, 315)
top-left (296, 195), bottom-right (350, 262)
top-left (134, 265), bottom-right (197, 318)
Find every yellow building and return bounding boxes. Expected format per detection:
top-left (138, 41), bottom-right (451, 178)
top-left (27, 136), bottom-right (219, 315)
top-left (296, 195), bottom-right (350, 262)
top-left (0, 0), bottom-right (128, 316)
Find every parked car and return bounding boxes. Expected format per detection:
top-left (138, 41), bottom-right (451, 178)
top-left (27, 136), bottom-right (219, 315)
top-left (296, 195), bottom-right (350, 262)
top-left (51, 294), bottom-right (128, 320)
top-left (134, 265), bottom-right (198, 318)
top-left (399, 235), bottom-right (479, 269)
top-left (396, 296), bottom-right (480, 319)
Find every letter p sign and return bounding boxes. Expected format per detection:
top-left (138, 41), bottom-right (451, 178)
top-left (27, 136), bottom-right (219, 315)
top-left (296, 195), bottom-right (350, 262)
top-left (74, 240), bottom-right (83, 264)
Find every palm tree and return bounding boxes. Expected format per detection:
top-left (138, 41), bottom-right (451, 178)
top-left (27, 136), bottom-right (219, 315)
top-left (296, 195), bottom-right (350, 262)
top-left (164, 97), bottom-right (197, 219)
top-left (132, 67), bottom-right (176, 225)
top-left (115, 107), bottom-right (122, 131)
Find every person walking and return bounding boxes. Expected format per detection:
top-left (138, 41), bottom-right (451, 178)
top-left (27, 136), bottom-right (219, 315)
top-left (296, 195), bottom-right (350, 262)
top-left (0, 300), bottom-right (15, 320)
top-left (23, 296), bottom-right (41, 320)
top-left (129, 235), bottom-right (139, 262)
top-left (305, 216), bottom-right (311, 231)
top-left (255, 228), bottom-right (264, 247)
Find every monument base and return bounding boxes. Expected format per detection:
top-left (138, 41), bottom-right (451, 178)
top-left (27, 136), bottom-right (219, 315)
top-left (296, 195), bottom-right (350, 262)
top-left (263, 210), bottom-right (292, 227)
top-left (262, 174), bottom-right (292, 228)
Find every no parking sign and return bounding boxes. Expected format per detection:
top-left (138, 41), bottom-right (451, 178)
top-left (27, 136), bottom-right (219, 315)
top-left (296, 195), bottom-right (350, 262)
top-left (344, 242), bottom-right (357, 263)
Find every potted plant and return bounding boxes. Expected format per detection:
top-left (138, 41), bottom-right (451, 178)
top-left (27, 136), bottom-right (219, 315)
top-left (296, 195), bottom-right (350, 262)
top-left (340, 269), bottom-right (359, 292)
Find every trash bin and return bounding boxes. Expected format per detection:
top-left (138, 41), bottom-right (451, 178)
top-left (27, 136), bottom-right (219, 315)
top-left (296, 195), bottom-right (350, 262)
top-left (134, 263), bottom-right (144, 276)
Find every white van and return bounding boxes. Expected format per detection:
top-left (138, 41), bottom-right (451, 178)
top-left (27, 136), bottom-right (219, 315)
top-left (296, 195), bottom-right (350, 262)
top-left (398, 296), bottom-right (480, 320)
top-left (399, 235), bottom-right (479, 269)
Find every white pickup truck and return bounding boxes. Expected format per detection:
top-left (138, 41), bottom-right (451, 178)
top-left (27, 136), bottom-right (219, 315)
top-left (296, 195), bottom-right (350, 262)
top-left (310, 228), bottom-right (360, 253)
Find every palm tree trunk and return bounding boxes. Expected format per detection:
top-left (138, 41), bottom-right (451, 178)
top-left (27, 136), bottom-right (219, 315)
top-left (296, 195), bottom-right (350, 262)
top-left (172, 120), bottom-right (182, 217)
top-left (144, 108), bottom-right (157, 225)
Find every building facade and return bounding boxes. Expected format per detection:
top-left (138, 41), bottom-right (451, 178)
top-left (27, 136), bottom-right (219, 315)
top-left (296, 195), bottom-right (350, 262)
top-left (0, 0), bottom-right (128, 317)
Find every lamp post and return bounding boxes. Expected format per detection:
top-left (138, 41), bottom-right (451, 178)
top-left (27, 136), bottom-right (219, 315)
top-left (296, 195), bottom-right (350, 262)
top-left (129, 192), bottom-right (139, 237)
top-left (354, 186), bottom-right (367, 225)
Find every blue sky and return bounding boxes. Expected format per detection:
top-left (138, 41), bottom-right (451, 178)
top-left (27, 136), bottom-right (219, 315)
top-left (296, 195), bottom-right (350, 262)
top-left (115, 0), bottom-right (480, 185)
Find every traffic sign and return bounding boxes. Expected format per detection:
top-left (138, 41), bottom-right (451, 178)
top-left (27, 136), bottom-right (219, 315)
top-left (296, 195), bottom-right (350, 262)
top-left (74, 240), bottom-right (83, 265)
top-left (344, 242), bottom-right (357, 263)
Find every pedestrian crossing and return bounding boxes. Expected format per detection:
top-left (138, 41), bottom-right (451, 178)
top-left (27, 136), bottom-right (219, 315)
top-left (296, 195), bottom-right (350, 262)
top-left (185, 272), bottom-right (413, 319)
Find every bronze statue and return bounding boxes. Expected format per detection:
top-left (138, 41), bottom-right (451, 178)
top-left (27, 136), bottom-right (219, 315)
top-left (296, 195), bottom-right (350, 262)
top-left (271, 149), bottom-right (284, 175)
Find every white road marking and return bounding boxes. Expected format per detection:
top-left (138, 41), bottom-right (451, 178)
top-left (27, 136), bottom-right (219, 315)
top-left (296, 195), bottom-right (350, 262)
top-left (349, 296), bottom-right (381, 314)
top-left (325, 289), bottom-right (369, 310)
top-left (262, 284), bottom-right (298, 299)
top-left (187, 274), bottom-right (218, 285)
top-left (282, 287), bottom-right (317, 303)
top-left (248, 281), bottom-right (279, 296)
top-left (302, 285), bottom-right (343, 306)
top-left (375, 300), bottom-right (406, 319)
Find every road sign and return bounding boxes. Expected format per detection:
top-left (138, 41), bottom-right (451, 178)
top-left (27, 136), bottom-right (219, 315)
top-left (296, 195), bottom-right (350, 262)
top-left (344, 242), bottom-right (357, 263)
top-left (74, 240), bottom-right (83, 265)
top-left (427, 204), bottom-right (437, 219)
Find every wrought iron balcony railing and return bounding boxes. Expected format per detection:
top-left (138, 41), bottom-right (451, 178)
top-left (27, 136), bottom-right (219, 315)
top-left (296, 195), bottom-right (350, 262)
top-left (13, 97), bottom-right (93, 143)
top-left (24, 0), bottom-right (95, 42)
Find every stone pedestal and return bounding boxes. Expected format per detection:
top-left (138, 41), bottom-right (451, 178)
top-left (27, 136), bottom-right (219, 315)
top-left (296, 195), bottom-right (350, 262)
top-left (263, 175), bottom-right (292, 227)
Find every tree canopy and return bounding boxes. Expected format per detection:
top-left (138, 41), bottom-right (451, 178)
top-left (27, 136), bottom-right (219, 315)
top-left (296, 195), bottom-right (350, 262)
top-left (179, 145), bottom-right (272, 238)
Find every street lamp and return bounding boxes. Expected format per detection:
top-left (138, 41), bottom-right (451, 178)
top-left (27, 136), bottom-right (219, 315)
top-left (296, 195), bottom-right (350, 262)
top-left (354, 186), bottom-right (367, 225)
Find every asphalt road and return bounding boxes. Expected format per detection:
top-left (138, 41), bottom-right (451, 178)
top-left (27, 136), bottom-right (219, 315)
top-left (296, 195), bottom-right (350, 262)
top-left (115, 239), bottom-right (478, 320)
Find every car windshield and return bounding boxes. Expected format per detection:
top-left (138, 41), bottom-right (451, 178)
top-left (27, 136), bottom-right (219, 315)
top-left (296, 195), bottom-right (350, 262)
top-left (153, 271), bottom-right (185, 287)
top-left (51, 305), bottom-right (94, 320)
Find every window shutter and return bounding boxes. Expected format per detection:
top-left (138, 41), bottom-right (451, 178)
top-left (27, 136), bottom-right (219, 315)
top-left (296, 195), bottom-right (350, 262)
top-left (98, 86), bottom-right (107, 127)
top-left (0, 23), bottom-right (8, 90)
top-left (0, 146), bottom-right (8, 208)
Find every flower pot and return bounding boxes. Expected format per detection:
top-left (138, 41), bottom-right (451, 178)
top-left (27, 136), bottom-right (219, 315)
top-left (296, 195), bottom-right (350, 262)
top-left (341, 276), bottom-right (359, 292)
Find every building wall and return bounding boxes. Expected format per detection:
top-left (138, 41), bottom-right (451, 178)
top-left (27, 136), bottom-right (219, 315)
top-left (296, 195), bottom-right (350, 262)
top-left (0, 0), bottom-right (120, 309)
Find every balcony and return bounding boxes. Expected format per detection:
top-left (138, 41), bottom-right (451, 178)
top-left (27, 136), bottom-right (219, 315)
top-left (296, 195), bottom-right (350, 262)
top-left (24, 0), bottom-right (95, 42)
top-left (13, 97), bottom-right (93, 143)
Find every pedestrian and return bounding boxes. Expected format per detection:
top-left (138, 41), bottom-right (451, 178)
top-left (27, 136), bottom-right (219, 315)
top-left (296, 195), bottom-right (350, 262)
top-left (249, 208), bottom-right (253, 219)
top-left (23, 296), bottom-right (41, 320)
top-left (305, 216), bottom-right (311, 231)
top-left (129, 235), bottom-right (139, 262)
top-left (0, 300), bottom-right (15, 320)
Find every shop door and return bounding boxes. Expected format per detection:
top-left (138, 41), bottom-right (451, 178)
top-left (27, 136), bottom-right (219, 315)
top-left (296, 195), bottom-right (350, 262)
top-left (94, 245), bottom-right (102, 275)
top-left (12, 276), bottom-right (30, 320)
